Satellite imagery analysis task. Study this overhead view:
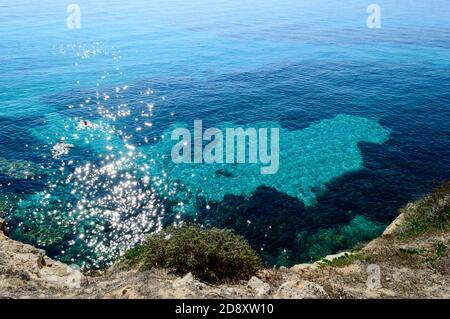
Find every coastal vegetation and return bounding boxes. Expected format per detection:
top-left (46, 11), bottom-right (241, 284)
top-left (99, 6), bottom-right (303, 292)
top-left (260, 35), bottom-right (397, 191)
top-left (122, 224), bottom-right (262, 283)
top-left (397, 181), bottom-right (450, 239)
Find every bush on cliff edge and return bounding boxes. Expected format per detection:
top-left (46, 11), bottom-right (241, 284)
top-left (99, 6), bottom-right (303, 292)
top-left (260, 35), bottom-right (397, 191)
top-left (400, 181), bottom-right (450, 239)
top-left (122, 224), bottom-right (262, 283)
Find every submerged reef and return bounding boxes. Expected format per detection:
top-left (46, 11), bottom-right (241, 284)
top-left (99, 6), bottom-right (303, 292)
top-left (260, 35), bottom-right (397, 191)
top-left (143, 114), bottom-right (391, 206)
top-left (0, 157), bottom-right (44, 180)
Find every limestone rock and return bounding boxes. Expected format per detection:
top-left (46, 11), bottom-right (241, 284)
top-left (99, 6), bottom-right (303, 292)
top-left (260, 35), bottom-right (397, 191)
top-left (290, 263), bottom-right (318, 273)
top-left (172, 272), bottom-right (195, 289)
top-left (247, 276), bottom-right (271, 297)
top-left (382, 213), bottom-right (406, 236)
top-left (0, 230), bottom-right (85, 295)
top-left (275, 280), bottom-right (328, 299)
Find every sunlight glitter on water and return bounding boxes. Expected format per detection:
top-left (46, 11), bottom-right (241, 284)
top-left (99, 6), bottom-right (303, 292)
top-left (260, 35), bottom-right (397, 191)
top-left (14, 45), bottom-right (190, 268)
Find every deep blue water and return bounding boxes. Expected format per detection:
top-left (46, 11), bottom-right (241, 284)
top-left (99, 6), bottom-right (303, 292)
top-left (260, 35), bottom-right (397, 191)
top-left (0, 0), bottom-right (449, 267)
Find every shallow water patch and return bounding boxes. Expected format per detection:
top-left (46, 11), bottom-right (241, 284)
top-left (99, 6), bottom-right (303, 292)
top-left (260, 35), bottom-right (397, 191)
top-left (142, 114), bottom-right (391, 206)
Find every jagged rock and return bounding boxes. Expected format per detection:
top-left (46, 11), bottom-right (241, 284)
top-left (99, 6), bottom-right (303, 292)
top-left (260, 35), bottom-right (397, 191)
top-left (17, 270), bottom-right (31, 281)
top-left (247, 276), bottom-right (271, 297)
top-left (382, 212), bottom-right (406, 236)
top-left (275, 280), bottom-right (328, 299)
top-left (0, 230), bottom-right (85, 294)
top-left (224, 288), bottom-right (238, 296)
top-left (172, 272), bottom-right (195, 289)
top-left (0, 218), bottom-right (8, 236)
top-left (290, 263), bottom-right (318, 273)
top-left (118, 287), bottom-right (141, 299)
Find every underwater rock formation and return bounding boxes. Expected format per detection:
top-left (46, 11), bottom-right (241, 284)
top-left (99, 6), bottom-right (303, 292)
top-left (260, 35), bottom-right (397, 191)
top-left (144, 114), bottom-right (391, 206)
top-left (0, 157), bottom-right (43, 180)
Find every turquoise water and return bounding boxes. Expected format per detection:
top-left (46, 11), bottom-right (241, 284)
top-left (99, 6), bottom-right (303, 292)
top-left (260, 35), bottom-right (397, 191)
top-left (0, 0), bottom-right (449, 267)
top-left (145, 115), bottom-right (390, 205)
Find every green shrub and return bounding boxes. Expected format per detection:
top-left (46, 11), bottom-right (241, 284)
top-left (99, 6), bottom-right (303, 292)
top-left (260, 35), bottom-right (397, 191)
top-left (399, 247), bottom-right (425, 255)
top-left (122, 224), bottom-right (262, 283)
top-left (400, 181), bottom-right (450, 239)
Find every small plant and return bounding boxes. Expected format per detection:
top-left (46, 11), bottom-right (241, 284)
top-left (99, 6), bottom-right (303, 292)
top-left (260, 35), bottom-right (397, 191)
top-left (399, 247), bottom-right (425, 255)
top-left (399, 181), bottom-right (450, 239)
top-left (122, 224), bottom-right (262, 283)
top-left (435, 242), bottom-right (447, 258)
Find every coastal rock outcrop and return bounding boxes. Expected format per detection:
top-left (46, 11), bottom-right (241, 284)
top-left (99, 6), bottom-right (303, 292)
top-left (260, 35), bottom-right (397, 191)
top-left (247, 276), bottom-right (271, 297)
top-left (0, 218), bottom-right (8, 236)
top-left (0, 220), bottom-right (84, 298)
top-left (275, 280), bottom-right (328, 299)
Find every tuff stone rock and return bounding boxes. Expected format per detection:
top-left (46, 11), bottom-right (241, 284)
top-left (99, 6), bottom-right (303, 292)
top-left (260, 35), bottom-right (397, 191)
top-left (172, 272), bottom-right (195, 288)
top-left (247, 276), bottom-right (271, 297)
top-left (382, 212), bottom-right (407, 236)
top-left (275, 280), bottom-right (328, 299)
